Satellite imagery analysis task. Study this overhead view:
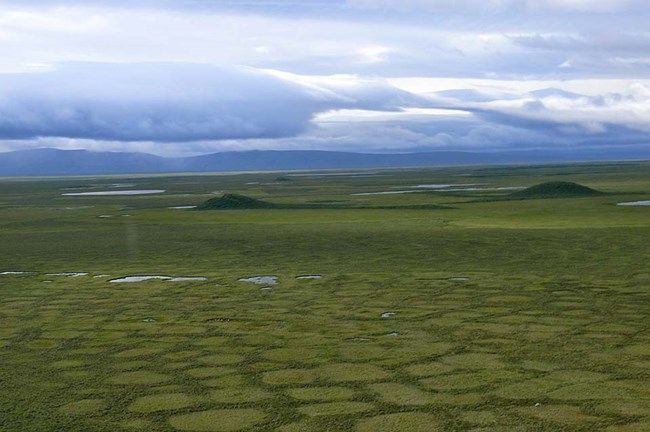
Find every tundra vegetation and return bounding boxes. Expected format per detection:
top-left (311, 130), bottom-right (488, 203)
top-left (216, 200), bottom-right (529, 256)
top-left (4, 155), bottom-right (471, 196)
top-left (0, 161), bottom-right (648, 431)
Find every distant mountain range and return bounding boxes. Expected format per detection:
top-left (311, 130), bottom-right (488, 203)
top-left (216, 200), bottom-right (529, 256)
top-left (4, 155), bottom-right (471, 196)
top-left (0, 148), bottom-right (647, 176)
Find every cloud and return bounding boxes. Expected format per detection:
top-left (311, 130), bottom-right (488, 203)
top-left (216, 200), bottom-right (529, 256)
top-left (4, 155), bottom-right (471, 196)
top-left (0, 0), bottom-right (343, 12)
top-left (0, 63), bottom-right (647, 157)
top-left (0, 4), bottom-right (648, 79)
top-left (0, 2), bottom-right (647, 158)
top-left (194, 110), bottom-right (649, 155)
top-left (511, 32), bottom-right (650, 55)
top-left (0, 62), bottom-right (425, 142)
top-left (348, 0), bottom-right (648, 13)
top-left (527, 0), bottom-right (643, 12)
top-left (0, 62), bottom-right (647, 157)
top-left (4, 0), bottom-right (641, 12)
top-left (231, 82), bottom-right (650, 154)
top-left (442, 84), bottom-right (650, 133)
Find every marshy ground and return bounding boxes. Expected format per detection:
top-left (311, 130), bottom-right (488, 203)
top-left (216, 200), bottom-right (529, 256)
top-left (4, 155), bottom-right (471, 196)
top-left (0, 161), bottom-right (648, 431)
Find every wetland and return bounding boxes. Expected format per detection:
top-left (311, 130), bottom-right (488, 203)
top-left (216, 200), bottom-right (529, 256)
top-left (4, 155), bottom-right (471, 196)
top-left (0, 161), bottom-right (648, 431)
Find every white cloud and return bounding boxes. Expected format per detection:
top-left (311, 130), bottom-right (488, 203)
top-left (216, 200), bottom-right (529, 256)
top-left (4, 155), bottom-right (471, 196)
top-left (388, 77), bottom-right (650, 97)
top-left (0, 4), bottom-right (647, 79)
top-left (0, 1), bottom-right (646, 157)
top-left (356, 45), bottom-right (392, 63)
top-left (348, 0), bottom-right (647, 13)
top-left (0, 63), bottom-right (647, 156)
top-left (430, 82), bottom-right (650, 134)
top-left (528, 0), bottom-right (640, 12)
top-left (0, 62), bottom-right (425, 142)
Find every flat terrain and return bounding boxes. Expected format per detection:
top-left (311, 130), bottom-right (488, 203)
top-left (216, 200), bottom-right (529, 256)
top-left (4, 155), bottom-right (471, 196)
top-left (0, 161), bottom-right (648, 432)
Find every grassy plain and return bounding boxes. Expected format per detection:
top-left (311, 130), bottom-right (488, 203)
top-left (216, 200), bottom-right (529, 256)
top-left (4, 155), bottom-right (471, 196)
top-left (0, 161), bottom-right (648, 431)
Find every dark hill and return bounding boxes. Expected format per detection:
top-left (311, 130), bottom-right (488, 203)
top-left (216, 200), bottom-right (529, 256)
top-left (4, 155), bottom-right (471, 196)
top-left (1, 148), bottom-right (648, 177)
top-left (195, 193), bottom-right (450, 210)
top-left (195, 194), bottom-right (277, 210)
top-left (511, 182), bottom-right (603, 199)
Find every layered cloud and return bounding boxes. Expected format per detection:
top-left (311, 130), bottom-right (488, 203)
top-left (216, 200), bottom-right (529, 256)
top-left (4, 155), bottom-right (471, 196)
top-left (0, 63), bottom-right (424, 142)
top-left (244, 81), bottom-right (650, 153)
top-left (0, 0), bottom-right (647, 157)
top-left (0, 3), bottom-right (648, 78)
top-left (5, 0), bottom-right (643, 13)
top-left (0, 61), bottom-right (647, 156)
top-left (348, 0), bottom-right (649, 13)
top-left (431, 83), bottom-right (650, 134)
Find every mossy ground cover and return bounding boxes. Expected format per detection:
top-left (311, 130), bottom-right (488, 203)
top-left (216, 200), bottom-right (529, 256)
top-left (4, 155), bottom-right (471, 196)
top-left (0, 161), bottom-right (649, 431)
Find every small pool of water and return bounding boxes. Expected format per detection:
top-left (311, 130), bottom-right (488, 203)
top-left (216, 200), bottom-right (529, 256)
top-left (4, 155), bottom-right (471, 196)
top-left (617, 200), bottom-right (650, 206)
top-left (238, 276), bottom-right (278, 285)
top-left (109, 276), bottom-right (207, 283)
top-left (63, 190), bottom-right (165, 196)
top-left (413, 183), bottom-right (482, 189)
top-left (46, 272), bottom-right (88, 277)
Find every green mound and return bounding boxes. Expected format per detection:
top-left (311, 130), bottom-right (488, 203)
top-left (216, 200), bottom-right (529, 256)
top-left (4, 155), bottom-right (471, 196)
top-left (356, 412), bottom-right (442, 432)
top-left (195, 193), bottom-right (450, 210)
top-left (195, 194), bottom-right (276, 210)
top-left (168, 409), bottom-right (267, 431)
top-left (59, 399), bottom-right (107, 416)
top-left (317, 363), bottom-right (390, 382)
top-left (197, 353), bottom-right (244, 365)
top-left (286, 386), bottom-right (357, 401)
top-left (209, 387), bottom-right (273, 404)
top-left (128, 393), bottom-right (197, 413)
top-left (511, 182), bottom-right (603, 199)
top-left (513, 405), bottom-right (602, 424)
top-left (369, 383), bottom-right (438, 406)
top-left (297, 402), bottom-right (374, 417)
top-left (262, 369), bottom-right (317, 385)
top-left (108, 371), bottom-right (172, 385)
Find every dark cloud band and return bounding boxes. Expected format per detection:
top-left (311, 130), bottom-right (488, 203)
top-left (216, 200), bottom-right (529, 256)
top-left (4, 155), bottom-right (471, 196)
top-left (0, 63), bottom-right (423, 142)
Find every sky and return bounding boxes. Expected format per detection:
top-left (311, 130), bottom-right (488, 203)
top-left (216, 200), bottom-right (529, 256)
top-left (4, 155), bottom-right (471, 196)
top-left (0, 0), bottom-right (648, 156)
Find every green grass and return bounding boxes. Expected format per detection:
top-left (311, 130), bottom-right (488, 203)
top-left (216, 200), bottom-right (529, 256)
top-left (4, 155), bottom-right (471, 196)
top-left (356, 412), bottom-right (442, 432)
top-left (168, 409), bottom-right (268, 431)
top-left (0, 160), bottom-right (649, 431)
top-left (128, 393), bottom-right (198, 413)
top-left (317, 363), bottom-right (391, 383)
top-left (59, 399), bottom-right (108, 416)
top-left (297, 402), bottom-right (375, 417)
top-left (209, 387), bottom-right (273, 404)
top-left (513, 405), bottom-right (603, 425)
top-left (286, 386), bottom-right (358, 402)
top-left (108, 371), bottom-right (173, 385)
top-left (368, 383), bottom-right (439, 406)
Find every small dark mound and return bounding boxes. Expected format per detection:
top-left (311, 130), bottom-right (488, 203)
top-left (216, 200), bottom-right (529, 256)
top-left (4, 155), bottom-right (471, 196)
top-left (195, 193), bottom-right (276, 210)
top-left (195, 193), bottom-right (452, 210)
top-left (275, 176), bottom-right (293, 182)
top-left (511, 182), bottom-right (603, 199)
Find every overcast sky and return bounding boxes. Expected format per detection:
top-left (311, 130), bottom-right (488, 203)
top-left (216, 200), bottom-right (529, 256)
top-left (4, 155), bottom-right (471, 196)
top-left (0, 0), bottom-right (648, 155)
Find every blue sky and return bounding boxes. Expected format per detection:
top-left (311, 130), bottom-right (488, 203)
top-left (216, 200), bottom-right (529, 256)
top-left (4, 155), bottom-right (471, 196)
top-left (0, 0), bottom-right (648, 155)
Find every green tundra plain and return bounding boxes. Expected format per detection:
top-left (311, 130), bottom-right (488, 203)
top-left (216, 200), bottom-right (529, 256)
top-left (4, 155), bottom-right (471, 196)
top-left (0, 161), bottom-right (648, 432)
